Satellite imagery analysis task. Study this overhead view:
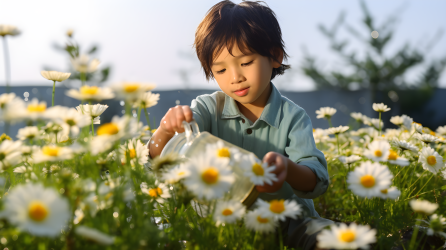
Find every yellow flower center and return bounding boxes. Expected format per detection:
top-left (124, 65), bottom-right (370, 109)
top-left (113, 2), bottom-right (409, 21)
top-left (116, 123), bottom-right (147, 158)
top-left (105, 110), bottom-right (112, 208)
top-left (80, 86), bottom-right (99, 95)
top-left (430, 131), bottom-right (436, 136)
top-left (148, 188), bottom-right (159, 198)
top-left (312, 128), bottom-right (315, 133)
top-left (216, 148), bottom-right (230, 158)
top-left (380, 189), bottom-right (388, 194)
top-left (269, 199), bottom-right (285, 214)
top-left (27, 103), bottom-right (46, 113)
top-left (42, 146), bottom-right (60, 157)
top-left (201, 167), bottom-right (219, 184)
top-left (28, 201), bottom-right (49, 222)
top-left (151, 129), bottom-right (157, 134)
top-left (124, 83), bottom-right (140, 93)
top-left (360, 175), bottom-right (375, 188)
top-left (222, 209), bottom-right (233, 216)
top-left (129, 149), bottom-right (136, 158)
top-left (388, 150), bottom-right (398, 161)
top-left (252, 163), bottom-right (264, 176)
top-left (156, 187), bottom-right (163, 195)
top-left (97, 123), bottom-right (119, 135)
top-left (178, 171), bottom-right (185, 176)
top-left (374, 150), bottom-right (382, 157)
top-left (256, 216), bottom-right (269, 223)
top-left (427, 155), bottom-right (436, 165)
top-left (339, 230), bottom-right (356, 242)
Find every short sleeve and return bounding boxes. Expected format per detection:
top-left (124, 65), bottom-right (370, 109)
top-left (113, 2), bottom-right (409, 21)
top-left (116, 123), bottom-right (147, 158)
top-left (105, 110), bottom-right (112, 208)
top-left (285, 109), bottom-right (329, 199)
top-left (190, 95), bottom-right (214, 133)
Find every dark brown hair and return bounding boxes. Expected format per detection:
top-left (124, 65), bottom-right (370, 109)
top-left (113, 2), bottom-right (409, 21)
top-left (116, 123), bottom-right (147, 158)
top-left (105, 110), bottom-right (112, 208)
top-left (194, 0), bottom-right (290, 81)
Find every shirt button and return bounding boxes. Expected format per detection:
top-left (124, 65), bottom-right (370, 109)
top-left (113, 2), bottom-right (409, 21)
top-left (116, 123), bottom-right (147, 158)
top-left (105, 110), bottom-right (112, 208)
top-left (241, 118), bottom-right (245, 123)
top-left (247, 129), bottom-right (252, 134)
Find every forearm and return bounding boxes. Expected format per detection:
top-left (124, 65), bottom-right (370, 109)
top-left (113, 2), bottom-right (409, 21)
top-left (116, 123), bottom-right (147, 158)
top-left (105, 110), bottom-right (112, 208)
top-left (148, 128), bottom-right (174, 159)
top-left (285, 158), bottom-right (317, 192)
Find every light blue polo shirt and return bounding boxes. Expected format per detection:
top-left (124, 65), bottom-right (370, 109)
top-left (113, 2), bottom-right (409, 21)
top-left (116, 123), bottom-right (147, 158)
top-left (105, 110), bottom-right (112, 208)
top-left (190, 82), bottom-right (329, 217)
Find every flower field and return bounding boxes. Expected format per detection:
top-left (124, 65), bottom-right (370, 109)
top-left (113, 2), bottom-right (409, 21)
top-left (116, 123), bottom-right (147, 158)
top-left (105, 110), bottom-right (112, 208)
top-left (0, 25), bottom-right (445, 250)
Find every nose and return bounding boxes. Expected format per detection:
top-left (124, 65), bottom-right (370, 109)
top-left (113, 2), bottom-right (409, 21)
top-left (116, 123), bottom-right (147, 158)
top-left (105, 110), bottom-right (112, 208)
top-left (231, 68), bottom-right (246, 84)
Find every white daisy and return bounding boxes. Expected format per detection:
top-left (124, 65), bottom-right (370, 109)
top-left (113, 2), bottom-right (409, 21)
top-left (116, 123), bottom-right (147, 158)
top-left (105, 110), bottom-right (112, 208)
top-left (0, 25), bottom-right (20, 36)
top-left (415, 133), bottom-right (439, 144)
top-left (436, 126), bottom-right (446, 136)
top-left (350, 112), bottom-right (364, 122)
top-left (96, 115), bottom-right (142, 141)
top-left (140, 182), bottom-right (171, 203)
top-left (327, 125), bottom-right (349, 135)
top-left (347, 161), bottom-right (393, 198)
top-left (363, 140), bottom-right (391, 162)
top-left (315, 107), bottom-right (337, 119)
top-left (418, 147), bottom-right (444, 174)
top-left (412, 122), bottom-right (423, 134)
top-left (46, 106), bottom-right (91, 136)
top-left (213, 199), bottom-right (246, 226)
top-left (183, 153), bottom-right (235, 200)
top-left (409, 200), bottom-right (438, 215)
top-left (22, 98), bottom-right (48, 121)
top-left (40, 71), bottom-right (71, 82)
top-left (133, 91), bottom-right (160, 108)
top-left (0, 139), bottom-right (22, 170)
top-left (238, 153), bottom-right (277, 186)
top-left (66, 85), bottom-right (115, 102)
top-left (372, 103), bottom-right (390, 112)
top-left (162, 164), bottom-right (190, 184)
top-left (244, 209), bottom-right (277, 233)
top-left (387, 150), bottom-right (410, 166)
top-left (257, 199), bottom-right (302, 222)
top-left (426, 214), bottom-right (446, 237)
top-left (2, 183), bottom-right (70, 237)
top-left (400, 115), bottom-right (413, 130)
top-left (390, 116), bottom-right (404, 126)
top-left (377, 187), bottom-right (401, 200)
top-left (111, 82), bottom-right (156, 103)
top-left (391, 139), bottom-right (419, 153)
top-left (205, 140), bottom-right (241, 166)
top-left (76, 104), bottom-right (108, 124)
top-left (75, 226), bottom-right (115, 245)
top-left (71, 54), bottom-right (100, 73)
top-left (0, 93), bottom-right (16, 109)
top-left (363, 118), bottom-right (383, 130)
top-left (32, 145), bottom-right (73, 163)
top-left (16, 126), bottom-right (41, 140)
top-left (119, 138), bottom-right (149, 166)
top-left (316, 223), bottom-right (376, 250)
top-left (338, 155), bottom-right (361, 164)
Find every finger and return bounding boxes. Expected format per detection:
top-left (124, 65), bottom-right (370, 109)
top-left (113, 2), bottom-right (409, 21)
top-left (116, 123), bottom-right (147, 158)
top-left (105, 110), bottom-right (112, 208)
top-left (174, 105), bottom-right (186, 133)
top-left (262, 152), bottom-right (277, 165)
top-left (168, 109), bottom-right (179, 133)
top-left (182, 106), bottom-right (194, 122)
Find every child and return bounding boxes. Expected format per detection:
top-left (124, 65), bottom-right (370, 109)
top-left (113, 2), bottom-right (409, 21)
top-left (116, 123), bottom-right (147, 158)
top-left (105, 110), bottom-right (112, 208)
top-left (149, 1), bottom-right (332, 249)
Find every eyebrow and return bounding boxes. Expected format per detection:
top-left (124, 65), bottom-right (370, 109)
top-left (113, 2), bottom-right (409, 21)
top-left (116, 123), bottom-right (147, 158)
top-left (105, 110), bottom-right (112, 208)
top-left (212, 53), bottom-right (254, 66)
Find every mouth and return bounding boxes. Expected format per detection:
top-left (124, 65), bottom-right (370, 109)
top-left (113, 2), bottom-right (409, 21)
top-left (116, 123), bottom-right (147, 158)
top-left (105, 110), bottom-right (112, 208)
top-left (233, 87), bottom-right (250, 97)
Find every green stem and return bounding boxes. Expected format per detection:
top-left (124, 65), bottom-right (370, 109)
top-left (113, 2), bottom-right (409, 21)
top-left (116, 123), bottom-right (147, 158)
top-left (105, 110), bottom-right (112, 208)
top-left (414, 174), bottom-right (434, 197)
top-left (327, 118), bottom-right (333, 128)
top-left (408, 214), bottom-right (422, 250)
top-left (91, 118), bottom-right (95, 136)
top-left (2, 36), bottom-right (11, 94)
top-left (335, 134), bottom-right (341, 155)
top-left (80, 72), bottom-right (86, 86)
top-left (378, 112), bottom-right (382, 136)
top-left (52, 80), bottom-right (56, 106)
top-left (137, 106), bottom-right (142, 123)
top-left (407, 170), bottom-right (428, 198)
top-left (144, 107), bottom-right (151, 129)
top-left (125, 102), bottom-right (131, 116)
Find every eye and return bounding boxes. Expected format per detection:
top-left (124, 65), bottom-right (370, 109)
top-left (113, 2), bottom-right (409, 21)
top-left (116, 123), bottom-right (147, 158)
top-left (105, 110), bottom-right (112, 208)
top-left (216, 69), bottom-right (226, 74)
top-left (242, 60), bottom-right (254, 66)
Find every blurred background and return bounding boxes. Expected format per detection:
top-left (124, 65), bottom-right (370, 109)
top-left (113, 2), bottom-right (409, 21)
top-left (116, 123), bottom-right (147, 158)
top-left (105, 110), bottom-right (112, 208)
top-left (1, 0), bottom-right (445, 135)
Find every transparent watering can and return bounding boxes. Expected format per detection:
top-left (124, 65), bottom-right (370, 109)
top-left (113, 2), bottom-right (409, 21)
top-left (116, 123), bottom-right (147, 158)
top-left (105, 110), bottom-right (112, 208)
top-left (160, 120), bottom-right (259, 207)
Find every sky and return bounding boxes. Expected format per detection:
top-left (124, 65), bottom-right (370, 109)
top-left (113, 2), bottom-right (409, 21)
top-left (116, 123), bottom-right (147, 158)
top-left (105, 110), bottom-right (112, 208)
top-left (0, 0), bottom-right (445, 91)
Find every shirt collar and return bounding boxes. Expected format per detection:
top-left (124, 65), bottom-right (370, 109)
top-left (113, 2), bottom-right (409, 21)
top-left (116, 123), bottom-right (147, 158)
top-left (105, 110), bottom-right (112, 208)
top-left (221, 82), bottom-right (282, 129)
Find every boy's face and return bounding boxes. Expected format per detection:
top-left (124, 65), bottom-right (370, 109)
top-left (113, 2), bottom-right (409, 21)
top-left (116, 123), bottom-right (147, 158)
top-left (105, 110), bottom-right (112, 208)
top-left (210, 44), bottom-right (282, 105)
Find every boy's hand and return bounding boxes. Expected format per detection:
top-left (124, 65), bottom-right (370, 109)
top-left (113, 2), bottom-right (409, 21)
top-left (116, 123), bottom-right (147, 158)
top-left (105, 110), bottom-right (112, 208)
top-left (256, 152), bottom-right (288, 193)
top-left (159, 105), bottom-right (194, 136)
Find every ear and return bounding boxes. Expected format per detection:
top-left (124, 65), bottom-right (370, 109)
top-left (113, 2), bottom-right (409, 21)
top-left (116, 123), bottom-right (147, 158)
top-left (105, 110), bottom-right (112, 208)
top-left (271, 48), bottom-right (284, 68)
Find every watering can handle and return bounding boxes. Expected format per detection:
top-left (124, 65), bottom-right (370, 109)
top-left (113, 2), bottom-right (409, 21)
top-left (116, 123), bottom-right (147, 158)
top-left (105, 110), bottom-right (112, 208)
top-left (182, 120), bottom-right (200, 144)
